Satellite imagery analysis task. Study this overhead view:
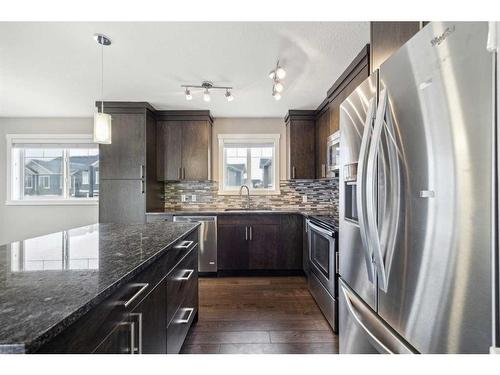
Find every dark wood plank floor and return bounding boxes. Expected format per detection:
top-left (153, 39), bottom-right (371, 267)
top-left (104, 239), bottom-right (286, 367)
top-left (181, 276), bottom-right (339, 354)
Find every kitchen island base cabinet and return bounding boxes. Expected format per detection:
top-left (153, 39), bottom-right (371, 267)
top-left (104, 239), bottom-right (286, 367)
top-left (217, 215), bottom-right (302, 272)
top-left (37, 229), bottom-right (199, 354)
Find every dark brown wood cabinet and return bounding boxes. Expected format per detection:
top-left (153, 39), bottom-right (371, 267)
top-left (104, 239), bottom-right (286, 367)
top-left (285, 110), bottom-right (316, 180)
top-left (218, 214), bottom-right (302, 272)
top-left (98, 102), bottom-right (163, 223)
top-left (315, 45), bottom-right (370, 179)
top-left (37, 230), bottom-right (199, 354)
top-left (218, 224), bottom-right (250, 270)
top-left (156, 111), bottom-right (213, 181)
top-left (370, 22), bottom-right (422, 71)
top-left (248, 224), bottom-right (280, 269)
top-left (131, 284), bottom-right (166, 354)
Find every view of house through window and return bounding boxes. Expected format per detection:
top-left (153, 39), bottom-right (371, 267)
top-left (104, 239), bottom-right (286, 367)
top-left (8, 136), bottom-right (99, 202)
top-left (219, 134), bottom-right (280, 194)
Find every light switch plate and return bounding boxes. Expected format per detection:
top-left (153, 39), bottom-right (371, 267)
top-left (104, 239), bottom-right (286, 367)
top-left (191, 195), bottom-right (197, 202)
top-left (181, 194), bottom-right (187, 202)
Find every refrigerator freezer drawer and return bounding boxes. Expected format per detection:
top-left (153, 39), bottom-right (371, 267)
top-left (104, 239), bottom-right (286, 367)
top-left (339, 279), bottom-right (416, 354)
top-left (308, 272), bottom-right (337, 332)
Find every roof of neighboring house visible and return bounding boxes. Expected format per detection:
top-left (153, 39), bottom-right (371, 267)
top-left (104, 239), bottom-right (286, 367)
top-left (24, 155), bottom-right (99, 176)
top-left (227, 163), bottom-right (246, 173)
top-left (259, 158), bottom-right (272, 168)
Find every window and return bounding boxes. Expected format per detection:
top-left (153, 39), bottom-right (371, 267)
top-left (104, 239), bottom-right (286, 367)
top-left (218, 134), bottom-right (280, 195)
top-left (6, 134), bottom-right (99, 205)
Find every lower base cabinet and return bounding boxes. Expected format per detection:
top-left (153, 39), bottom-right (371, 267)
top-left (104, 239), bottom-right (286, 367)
top-left (218, 215), bottom-right (302, 272)
top-left (38, 230), bottom-right (199, 354)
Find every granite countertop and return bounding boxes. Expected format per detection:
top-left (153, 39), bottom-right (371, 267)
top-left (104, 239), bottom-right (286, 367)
top-left (0, 221), bottom-right (198, 353)
top-left (146, 209), bottom-right (338, 229)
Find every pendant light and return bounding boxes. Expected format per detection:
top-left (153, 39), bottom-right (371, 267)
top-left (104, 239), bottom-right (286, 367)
top-left (93, 34), bottom-right (112, 144)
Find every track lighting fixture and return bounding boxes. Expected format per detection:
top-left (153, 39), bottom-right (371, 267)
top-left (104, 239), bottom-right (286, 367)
top-left (181, 81), bottom-right (234, 102)
top-left (269, 60), bottom-right (286, 100)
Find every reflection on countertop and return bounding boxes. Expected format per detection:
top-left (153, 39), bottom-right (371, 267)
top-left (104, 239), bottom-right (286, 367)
top-left (0, 221), bottom-right (198, 353)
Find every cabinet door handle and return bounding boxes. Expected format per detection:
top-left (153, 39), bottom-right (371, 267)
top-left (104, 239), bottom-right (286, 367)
top-left (245, 226), bottom-right (248, 241)
top-left (119, 321), bottom-right (135, 355)
top-left (130, 313), bottom-right (142, 354)
top-left (249, 226), bottom-right (253, 241)
top-left (177, 167), bottom-right (181, 180)
top-left (174, 240), bottom-right (194, 250)
top-left (177, 307), bottom-right (195, 324)
top-left (322, 164), bottom-right (326, 178)
top-left (177, 269), bottom-right (194, 281)
top-left (123, 283), bottom-right (149, 308)
top-left (182, 167), bottom-right (186, 180)
top-left (141, 180), bottom-right (145, 194)
top-left (292, 166), bottom-right (296, 179)
top-left (140, 165), bottom-right (145, 179)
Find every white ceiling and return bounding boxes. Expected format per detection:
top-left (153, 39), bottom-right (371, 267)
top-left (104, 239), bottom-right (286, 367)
top-left (0, 22), bottom-right (369, 118)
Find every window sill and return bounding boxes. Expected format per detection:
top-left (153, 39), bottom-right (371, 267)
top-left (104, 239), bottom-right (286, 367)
top-left (5, 199), bottom-right (99, 206)
top-left (217, 190), bottom-right (281, 196)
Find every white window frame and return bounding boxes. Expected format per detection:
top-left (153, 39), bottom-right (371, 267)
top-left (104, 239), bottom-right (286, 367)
top-left (5, 134), bottom-right (99, 206)
top-left (218, 133), bottom-right (280, 195)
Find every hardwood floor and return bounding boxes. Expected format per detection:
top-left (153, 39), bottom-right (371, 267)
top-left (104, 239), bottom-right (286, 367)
top-left (180, 276), bottom-right (339, 354)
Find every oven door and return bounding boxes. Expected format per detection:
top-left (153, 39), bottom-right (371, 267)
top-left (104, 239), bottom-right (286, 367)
top-left (308, 221), bottom-right (336, 295)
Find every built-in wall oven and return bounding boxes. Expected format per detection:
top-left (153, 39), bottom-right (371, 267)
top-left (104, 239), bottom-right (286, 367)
top-left (307, 217), bottom-right (338, 332)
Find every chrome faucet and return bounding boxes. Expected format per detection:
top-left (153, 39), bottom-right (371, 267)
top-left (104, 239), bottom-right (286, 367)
top-left (239, 185), bottom-right (250, 209)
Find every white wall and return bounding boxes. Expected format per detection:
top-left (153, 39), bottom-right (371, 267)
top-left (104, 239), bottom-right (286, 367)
top-left (211, 117), bottom-right (286, 181)
top-left (0, 117), bottom-right (98, 245)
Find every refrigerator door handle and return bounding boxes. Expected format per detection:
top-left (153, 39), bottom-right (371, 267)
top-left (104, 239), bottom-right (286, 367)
top-left (340, 279), bottom-right (416, 354)
top-left (366, 88), bottom-right (401, 293)
top-left (356, 97), bottom-right (377, 283)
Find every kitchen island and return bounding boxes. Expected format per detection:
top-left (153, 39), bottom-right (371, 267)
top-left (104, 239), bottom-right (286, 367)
top-left (0, 221), bottom-right (199, 354)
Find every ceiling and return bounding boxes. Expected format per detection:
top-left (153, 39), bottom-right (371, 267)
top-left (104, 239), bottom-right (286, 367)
top-left (0, 22), bottom-right (369, 118)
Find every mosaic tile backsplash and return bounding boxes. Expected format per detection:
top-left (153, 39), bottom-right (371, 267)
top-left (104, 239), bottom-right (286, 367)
top-left (163, 179), bottom-right (339, 214)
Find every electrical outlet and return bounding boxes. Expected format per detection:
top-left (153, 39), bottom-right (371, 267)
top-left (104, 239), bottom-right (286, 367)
top-left (181, 194), bottom-right (187, 202)
top-left (191, 194), bottom-right (197, 202)
top-left (302, 195), bottom-right (308, 203)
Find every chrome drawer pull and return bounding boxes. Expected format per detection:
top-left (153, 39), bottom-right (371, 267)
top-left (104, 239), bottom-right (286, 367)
top-left (123, 283), bottom-right (149, 308)
top-left (177, 307), bottom-right (194, 324)
top-left (177, 269), bottom-right (194, 281)
top-left (174, 240), bottom-right (193, 250)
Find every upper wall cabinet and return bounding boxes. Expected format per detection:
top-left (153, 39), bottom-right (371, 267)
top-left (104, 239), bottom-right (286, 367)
top-left (156, 111), bottom-right (213, 181)
top-left (285, 110), bottom-right (316, 180)
top-left (315, 45), bottom-right (370, 178)
top-left (98, 102), bottom-right (163, 221)
top-left (370, 22), bottom-right (422, 71)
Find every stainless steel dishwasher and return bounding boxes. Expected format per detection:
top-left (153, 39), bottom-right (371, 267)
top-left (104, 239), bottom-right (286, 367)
top-left (173, 216), bottom-right (217, 274)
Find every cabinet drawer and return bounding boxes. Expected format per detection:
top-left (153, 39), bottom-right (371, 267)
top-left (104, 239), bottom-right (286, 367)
top-left (166, 277), bottom-right (198, 354)
top-left (166, 246), bottom-right (198, 326)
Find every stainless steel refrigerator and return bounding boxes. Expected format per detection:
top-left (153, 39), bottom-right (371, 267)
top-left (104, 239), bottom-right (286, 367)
top-left (339, 22), bottom-right (496, 354)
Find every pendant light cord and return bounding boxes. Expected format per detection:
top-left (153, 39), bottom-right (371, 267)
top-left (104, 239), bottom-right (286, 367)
top-left (101, 40), bottom-right (104, 113)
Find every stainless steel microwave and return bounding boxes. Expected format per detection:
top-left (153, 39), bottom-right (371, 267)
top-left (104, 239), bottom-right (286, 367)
top-left (326, 131), bottom-right (340, 177)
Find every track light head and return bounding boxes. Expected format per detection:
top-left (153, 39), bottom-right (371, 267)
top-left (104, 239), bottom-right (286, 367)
top-left (185, 88), bottom-right (192, 101)
top-left (203, 88), bottom-right (211, 102)
top-left (225, 89), bottom-right (234, 102)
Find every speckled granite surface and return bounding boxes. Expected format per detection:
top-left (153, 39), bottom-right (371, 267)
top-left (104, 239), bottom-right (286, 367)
top-left (0, 222), bottom-right (198, 353)
top-left (147, 209), bottom-right (339, 230)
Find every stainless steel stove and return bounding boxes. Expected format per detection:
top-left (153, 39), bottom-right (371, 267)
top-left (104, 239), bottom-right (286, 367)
top-left (307, 216), bottom-right (338, 332)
